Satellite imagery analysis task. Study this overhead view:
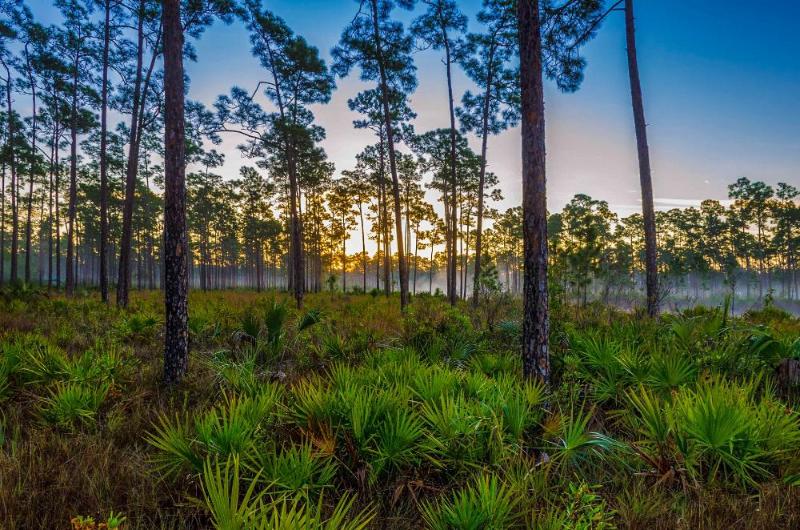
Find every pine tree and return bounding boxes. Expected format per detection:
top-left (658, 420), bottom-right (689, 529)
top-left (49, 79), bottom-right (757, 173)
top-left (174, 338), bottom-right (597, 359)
top-left (412, 0), bottom-right (466, 305)
top-left (334, 0), bottom-right (418, 310)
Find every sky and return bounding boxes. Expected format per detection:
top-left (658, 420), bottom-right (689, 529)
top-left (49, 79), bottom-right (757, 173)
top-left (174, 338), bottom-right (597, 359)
top-left (29, 0), bottom-right (800, 222)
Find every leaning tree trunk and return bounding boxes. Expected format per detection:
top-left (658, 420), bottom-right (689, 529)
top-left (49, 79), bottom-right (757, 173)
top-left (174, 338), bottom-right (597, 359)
top-left (370, 0), bottom-right (408, 310)
top-left (118, 0), bottom-right (148, 308)
top-left (518, 0), bottom-right (550, 383)
top-left (162, 0), bottom-right (189, 385)
top-left (625, 0), bottom-right (658, 318)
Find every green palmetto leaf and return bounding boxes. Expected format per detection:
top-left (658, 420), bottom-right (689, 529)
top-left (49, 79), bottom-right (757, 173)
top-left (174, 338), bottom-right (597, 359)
top-left (264, 300), bottom-right (289, 345)
top-left (200, 455), bottom-right (264, 530)
top-left (410, 366), bottom-right (460, 403)
top-left (18, 340), bottom-right (70, 385)
top-left (195, 392), bottom-right (275, 458)
top-left (254, 493), bottom-right (375, 530)
top-left (647, 352), bottom-right (697, 393)
top-left (624, 386), bottom-right (671, 447)
top-left (290, 377), bottom-right (338, 431)
top-left (297, 308), bottom-right (323, 332)
top-left (548, 405), bottom-right (619, 467)
top-left (250, 442), bottom-right (337, 498)
top-left (677, 381), bottom-right (768, 486)
top-left (370, 409), bottom-right (423, 477)
top-left (145, 412), bottom-right (203, 476)
top-left (421, 474), bottom-right (519, 530)
top-left (39, 382), bottom-right (109, 429)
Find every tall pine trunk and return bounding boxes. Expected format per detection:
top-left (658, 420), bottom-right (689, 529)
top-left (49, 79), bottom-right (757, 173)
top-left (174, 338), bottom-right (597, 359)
top-left (359, 199), bottom-right (366, 291)
top-left (625, 0), bottom-right (658, 318)
top-left (118, 0), bottom-right (146, 307)
top-left (442, 24), bottom-right (458, 307)
top-left (378, 137), bottom-right (391, 294)
top-left (341, 217), bottom-right (347, 292)
top-left (518, 0), bottom-right (550, 383)
top-left (1, 159), bottom-right (5, 286)
top-left (55, 123), bottom-right (61, 287)
top-left (472, 53), bottom-right (495, 304)
top-left (429, 242), bottom-right (434, 293)
top-left (413, 227), bottom-right (419, 294)
top-left (99, 0), bottom-right (111, 302)
top-left (162, 0), bottom-right (189, 385)
top-left (65, 42), bottom-right (80, 296)
top-left (2, 58), bottom-right (19, 284)
top-left (24, 44), bottom-right (37, 284)
top-left (370, 0), bottom-right (408, 310)
top-left (262, 32), bottom-right (303, 307)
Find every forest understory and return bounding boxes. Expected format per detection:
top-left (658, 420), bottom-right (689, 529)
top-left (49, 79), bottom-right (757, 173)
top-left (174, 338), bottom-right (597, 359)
top-left (1, 288), bottom-right (799, 529)
top-left (1, 0), bottom-right (798, 528)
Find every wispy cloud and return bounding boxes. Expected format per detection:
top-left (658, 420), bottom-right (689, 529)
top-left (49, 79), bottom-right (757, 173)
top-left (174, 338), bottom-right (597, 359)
top-left (654, 198), bottom-right (734, 208)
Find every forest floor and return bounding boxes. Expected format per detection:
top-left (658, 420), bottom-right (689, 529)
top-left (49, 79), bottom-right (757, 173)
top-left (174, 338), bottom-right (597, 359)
top-left (1, 289), bottom-right (799, 529)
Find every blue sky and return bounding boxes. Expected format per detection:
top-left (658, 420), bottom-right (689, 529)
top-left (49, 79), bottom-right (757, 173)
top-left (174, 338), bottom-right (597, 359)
top-left (30, 0), bottom-right (800, 220)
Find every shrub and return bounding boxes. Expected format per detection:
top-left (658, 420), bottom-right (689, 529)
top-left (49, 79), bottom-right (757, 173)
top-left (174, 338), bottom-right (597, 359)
top-left (39, 382), bottom-right (109, 429)
top-left (421, 474), bottom-right (519, 530)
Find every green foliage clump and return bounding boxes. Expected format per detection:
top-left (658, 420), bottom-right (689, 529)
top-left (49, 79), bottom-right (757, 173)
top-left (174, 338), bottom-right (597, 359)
top-left (2, 291), bottom-right (799, 529)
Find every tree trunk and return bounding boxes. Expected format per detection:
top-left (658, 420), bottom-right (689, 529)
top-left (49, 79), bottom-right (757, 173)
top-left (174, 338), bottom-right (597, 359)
top-left (260, 31), bottom-right (304, 307)
top-left (23, 44), bottom-right (37, 284)
top-left (442, 25), bottom-right (459, 307)
top-left (359, 199), bottom-right (366, 291)
top-left (378, 138), bottom-right (391, 294)
top-left (55, 124), bottom-right (61, 288)
top-left (370, 0), bottom-right (408, 310)
top-left (99, 0), bottom-right (112, 302)
top-left (47, 132), bottom-right (55, 288)
top-left (287, 160), bottom-right (304, 306)
top-left (1, 160), bottom-right (5, 286)
top-left (2, 58), bottom-right (19, 284)
top-left (429, 242), bottom-right (434, 293)
top-left (65, 42), bottom-right (80, 296)
top-left (625, 0), bottom-right (659, 318)
top-left (413, 227), bottom-right (419, 294)
top-left (518, 0), bottom-right (550, 383)
top-left (342, 217), bottom-right (347, 292)
top-left (38, 189), bottom-right (45, 285)
top-left (162, 0), bottom-right (189, 385)
top-left (472, 53), bottom-right (495, 305)
top-left (118, 0), bottom-right (152, 307)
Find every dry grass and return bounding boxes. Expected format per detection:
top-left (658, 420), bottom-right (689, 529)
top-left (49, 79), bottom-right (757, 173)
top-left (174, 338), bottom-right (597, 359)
top-left (0, 290), bottom-right (798, 528)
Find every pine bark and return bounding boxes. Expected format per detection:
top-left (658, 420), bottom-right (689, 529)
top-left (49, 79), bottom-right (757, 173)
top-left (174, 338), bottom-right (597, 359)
top-left (518, 0), bottom-right (550, 383)
top-left (1, 159), bottom-right (5, 286)
top-left (472, 48), bottom-right (495, 305)
top-left (162, 0), bottom-right (189, 385)
top-left (370, 0), bottom-right (409, 309)
top-left (2, 58), bottom-right (19, 284)
top-left (441, 20), bottom-right (458, 307)
top-left (118, 0), bottom-right (155, 307)
top-left (99, 0), bottom-right (111, 302)
top-left (625, 0), bottom-right (659, 318)
top-left (65, 40), bottom-right (80, 295)
top-left (23, 44), bottom-right (37, 284)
